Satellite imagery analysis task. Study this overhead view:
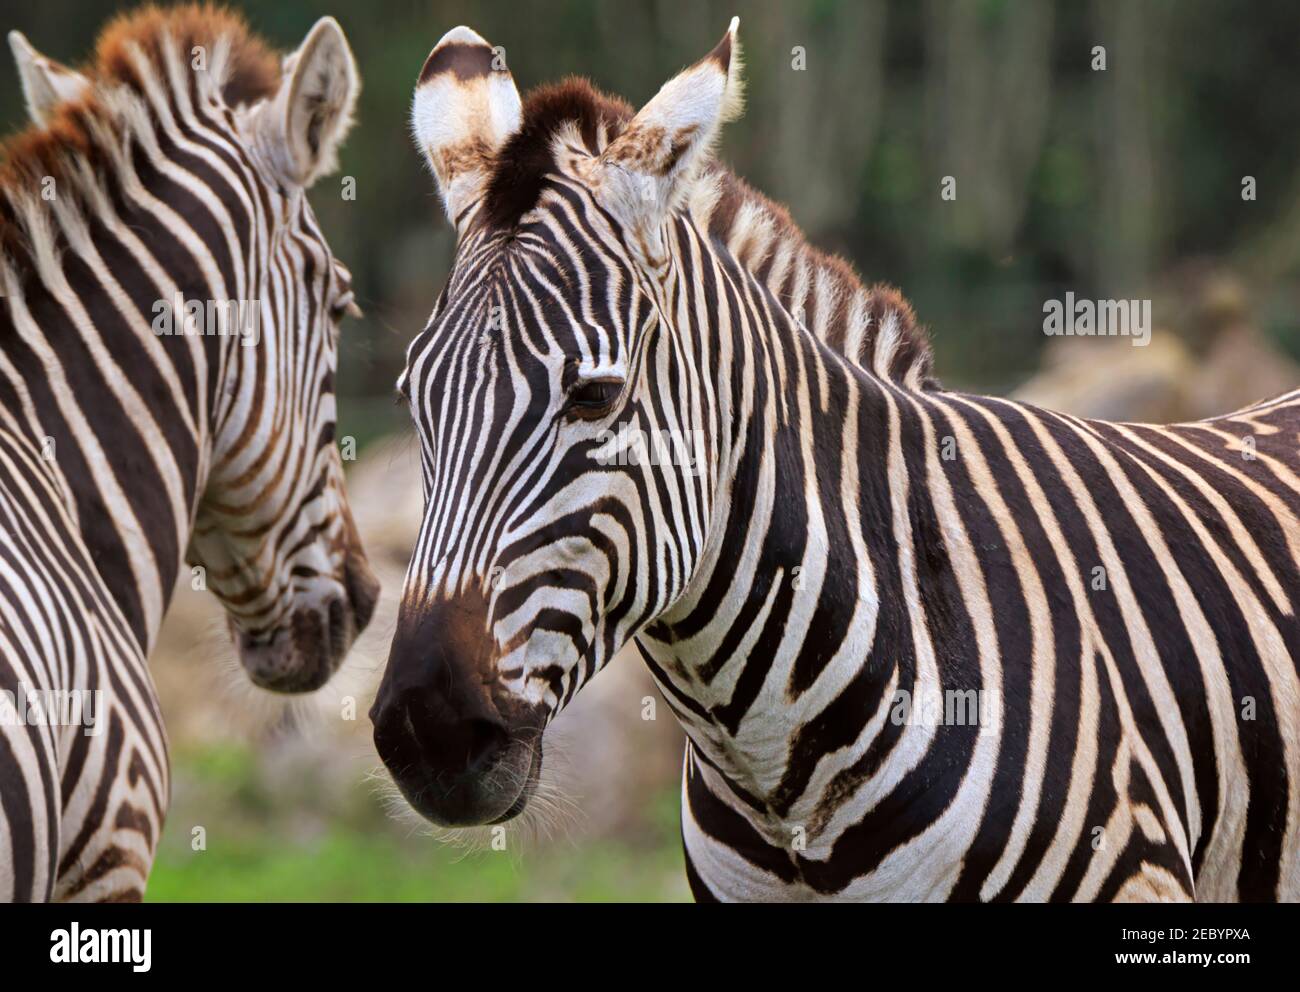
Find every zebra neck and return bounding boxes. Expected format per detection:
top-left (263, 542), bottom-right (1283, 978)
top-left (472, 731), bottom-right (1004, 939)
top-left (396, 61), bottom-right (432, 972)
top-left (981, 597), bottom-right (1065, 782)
top-left (0, 136), bottom-right (253, 654)
top-left (642, 307), bottom-right (924, 818)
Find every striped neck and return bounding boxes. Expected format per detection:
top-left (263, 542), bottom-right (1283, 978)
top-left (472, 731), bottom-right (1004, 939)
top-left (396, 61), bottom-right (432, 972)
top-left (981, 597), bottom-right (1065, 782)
top-left (639, 217), bottom-right (913, 814)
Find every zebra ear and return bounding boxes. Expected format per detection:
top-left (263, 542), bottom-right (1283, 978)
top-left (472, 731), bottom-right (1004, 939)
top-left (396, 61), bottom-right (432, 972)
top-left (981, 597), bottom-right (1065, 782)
top-left (259, 17), bottom-right (359, 188)
top-left (7, 31), bottom-right (91, 127)
top-left (411, 26), bottom-right (522, 227)
top-left (598, 18), bottom-right (743, 237)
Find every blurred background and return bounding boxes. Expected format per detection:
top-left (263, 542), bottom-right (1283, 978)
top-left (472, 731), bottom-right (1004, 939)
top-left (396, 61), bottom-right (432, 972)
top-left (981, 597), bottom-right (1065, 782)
top-left (4, 0), bottom-right (1300, 900)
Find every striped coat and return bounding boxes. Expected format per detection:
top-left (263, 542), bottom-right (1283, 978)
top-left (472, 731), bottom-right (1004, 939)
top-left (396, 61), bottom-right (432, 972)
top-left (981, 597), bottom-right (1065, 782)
top-left (0, 425), bottom-right (161, 901)
top-left (372, 21), bottom-right (1300, 901)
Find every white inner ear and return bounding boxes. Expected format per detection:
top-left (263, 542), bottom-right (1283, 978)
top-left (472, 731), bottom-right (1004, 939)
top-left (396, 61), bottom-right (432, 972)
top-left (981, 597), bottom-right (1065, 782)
top-left (267, 18), bottom-right (359, 187)
top-left (409, 25), bottom-right (522, 225)
top-left (594, 20), bottom-right (742, 240)
top-left (8, 31), bottom-right (91, 126)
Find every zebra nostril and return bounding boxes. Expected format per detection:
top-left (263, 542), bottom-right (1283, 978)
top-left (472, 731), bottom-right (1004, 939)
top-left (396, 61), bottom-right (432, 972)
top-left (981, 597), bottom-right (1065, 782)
top-left (372, 683), bottom-right (509, 779)
top-left (451, 717), bottom-right (509, 776)
top-left (371, 689), bottom-right (523, 827)
top-left (408, 690), bottom-right (507, 773)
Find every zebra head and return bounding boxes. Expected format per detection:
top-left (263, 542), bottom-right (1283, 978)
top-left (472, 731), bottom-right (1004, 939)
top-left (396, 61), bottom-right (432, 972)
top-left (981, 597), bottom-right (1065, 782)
top-left (373, 23), bottom-right (742, 825)
top-left (7, 17), bottom-right (379, 692)
top-left (191, 18), bottom-right (379, 693)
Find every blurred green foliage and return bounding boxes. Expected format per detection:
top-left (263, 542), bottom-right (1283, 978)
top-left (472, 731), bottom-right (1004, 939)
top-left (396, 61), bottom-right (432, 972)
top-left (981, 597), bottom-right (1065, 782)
top-left (150, 826), bottom-right (686, 901)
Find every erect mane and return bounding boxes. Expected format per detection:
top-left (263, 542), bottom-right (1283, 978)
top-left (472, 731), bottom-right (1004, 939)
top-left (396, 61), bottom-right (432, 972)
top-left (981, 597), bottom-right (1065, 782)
top-left (696, 166), bottom-right (934, 387)
top-left (483, 78), bottom-right (633, 230)
top-left (480, 77), bottom-right (934, 387)
top-left (90, 3), bottom-right (279, 104)
top-left (0, 4), bottom-right (280, 266)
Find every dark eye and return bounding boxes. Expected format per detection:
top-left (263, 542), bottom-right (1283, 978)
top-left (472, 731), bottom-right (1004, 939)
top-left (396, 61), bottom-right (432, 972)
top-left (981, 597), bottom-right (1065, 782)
top-left (569, 379), bottom-right (622, 418)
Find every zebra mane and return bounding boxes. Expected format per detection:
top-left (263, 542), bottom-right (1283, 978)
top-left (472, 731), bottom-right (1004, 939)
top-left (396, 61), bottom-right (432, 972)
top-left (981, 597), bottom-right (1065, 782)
top-left (694, 167), bottom-right (934, 388)
top-left (88, 4), bottom-right (279, 105)
top-left (483, 78), bottom-right (636, 230)
top-left (482, 77), bottom-right (935, 388)
top-left (0, 4), bottom-right (279, 269)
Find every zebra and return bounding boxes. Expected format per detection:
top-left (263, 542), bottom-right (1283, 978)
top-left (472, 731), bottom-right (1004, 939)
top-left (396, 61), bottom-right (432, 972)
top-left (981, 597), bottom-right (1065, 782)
top-left (0, 7), bottom-right (378, 901)
top-left (371, 20), bottom-right (1300, 902)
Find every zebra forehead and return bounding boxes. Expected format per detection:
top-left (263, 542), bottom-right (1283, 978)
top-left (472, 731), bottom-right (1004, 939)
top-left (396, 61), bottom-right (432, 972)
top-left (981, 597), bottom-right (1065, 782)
top-left (482, 78), bottom-right (634, 230)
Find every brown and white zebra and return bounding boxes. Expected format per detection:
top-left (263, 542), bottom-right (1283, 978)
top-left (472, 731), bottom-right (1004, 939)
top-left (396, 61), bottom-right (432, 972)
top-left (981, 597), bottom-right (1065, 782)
top-left (371, 20), bottom-right (1300, 901)
top-left (0, 6), bottom-right (378, 901)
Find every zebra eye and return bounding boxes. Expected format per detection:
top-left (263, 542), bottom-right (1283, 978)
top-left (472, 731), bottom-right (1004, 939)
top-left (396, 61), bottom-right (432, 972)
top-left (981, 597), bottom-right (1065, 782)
top-left (568, 379), bottom-right (623, 418)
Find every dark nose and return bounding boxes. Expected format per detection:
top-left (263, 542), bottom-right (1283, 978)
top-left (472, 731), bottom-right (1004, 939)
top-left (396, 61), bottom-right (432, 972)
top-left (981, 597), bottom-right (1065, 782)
top-left (370, 593), bottom-right (527, 826)
top-left (371, 683), bottom-right (513, 824)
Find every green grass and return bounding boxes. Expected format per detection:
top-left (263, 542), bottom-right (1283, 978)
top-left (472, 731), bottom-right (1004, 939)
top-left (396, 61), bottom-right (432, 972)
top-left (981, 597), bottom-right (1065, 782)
top-left (147, 828), bottom-right (689, 902)
top-left (146, 743), bottom-right (689, 902)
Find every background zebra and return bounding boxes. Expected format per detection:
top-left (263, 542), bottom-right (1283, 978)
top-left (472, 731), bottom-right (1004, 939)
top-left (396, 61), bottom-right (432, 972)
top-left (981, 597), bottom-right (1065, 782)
top-left (371, 19), bottom-right (1300, 902)
top-left (0, 6), bottom-right (378, 901)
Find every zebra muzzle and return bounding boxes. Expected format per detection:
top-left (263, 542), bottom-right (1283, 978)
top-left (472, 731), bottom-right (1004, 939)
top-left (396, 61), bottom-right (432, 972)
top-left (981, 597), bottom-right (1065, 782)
top-left (236, 552), bottom-right (380, 693)
top-left (370, 593), bottom-right (543, 826)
